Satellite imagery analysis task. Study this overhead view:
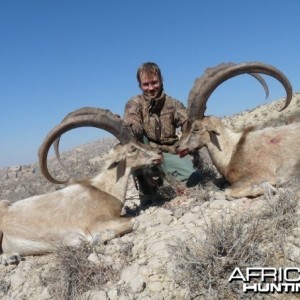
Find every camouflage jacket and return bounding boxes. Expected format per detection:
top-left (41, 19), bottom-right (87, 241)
top-left (123, 92), bottom-right (187, 153)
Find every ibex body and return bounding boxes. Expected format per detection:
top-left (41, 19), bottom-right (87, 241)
top-left (177, 116), bottom-right (300, 198)
top-left (0, 109), bottom-right (163, 264)
top-left (176, 62), bottom-right (298, 198)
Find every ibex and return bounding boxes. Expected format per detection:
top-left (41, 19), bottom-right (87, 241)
top-left (0, 109), bottom-right (163, 265)
top-left (175, 62), bottom-right (300, 198)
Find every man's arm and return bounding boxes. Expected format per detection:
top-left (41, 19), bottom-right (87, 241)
top-left (124, 98), bottom-right (144, 141)
top-left (174, 99), bottom-right (188, 130)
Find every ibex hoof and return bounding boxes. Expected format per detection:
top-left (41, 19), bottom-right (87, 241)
top-left (0, 253), bottom-right (24, 265)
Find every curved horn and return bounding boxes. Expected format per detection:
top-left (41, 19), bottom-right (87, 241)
top-left (197, 63), bottom-right (269, 99)
top-left (188, 62), bottom-right (292, 120)
top-left (60, 107), bottom-right (117, 121)
top-left (53, 107), bottom-right (120, 167)
top-left (39, 112), bottom-right (133, 184)
top-left (249, 73), bottom-right (269, 99)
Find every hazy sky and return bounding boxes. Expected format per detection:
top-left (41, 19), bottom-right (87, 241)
top-left (1, 0), bottom-right (299, 167)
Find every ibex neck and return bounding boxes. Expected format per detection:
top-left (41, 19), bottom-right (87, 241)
top-left (207, 127), bottom-right (242, 176)
top-left (90, 166), bottom-right (132, 204)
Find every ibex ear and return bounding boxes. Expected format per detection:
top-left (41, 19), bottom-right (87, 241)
top-left (209, 129), bottom-right (220, 136)
top-left (116, 159), bottom-right (126, 182)
top-left (107, 161), bottom-right (118, 169)
top-left (208, 131), bottom-right (221, 151)
top-left (107, 158), bottom-right (127, 182)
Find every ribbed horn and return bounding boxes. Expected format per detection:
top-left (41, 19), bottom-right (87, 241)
top-left (39, 112), bottom-right (133, 184)
top-left (188, 62), bottom-right (292, 120)
top-left (53, 107), bottom-right (120, 167)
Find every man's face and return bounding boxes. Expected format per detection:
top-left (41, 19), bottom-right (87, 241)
top-left (139, 73), bottom-right (162, 99)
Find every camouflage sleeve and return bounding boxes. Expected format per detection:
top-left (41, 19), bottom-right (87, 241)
top-left (174, 99), bottom-right (188, 129)
top-left (124, 97), bottom-right (144, 141)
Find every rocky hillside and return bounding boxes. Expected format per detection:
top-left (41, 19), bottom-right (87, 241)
top-left (0, 95), bottom-right (299, 300)
top-left (222, 92), bottom-right (300, 130)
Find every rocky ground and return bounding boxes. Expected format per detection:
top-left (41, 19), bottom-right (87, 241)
top-left (0, 94), bottom-right (300, 300)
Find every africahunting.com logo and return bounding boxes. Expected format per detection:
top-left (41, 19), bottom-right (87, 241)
top-left (229, 267), bottom-right (300, 293)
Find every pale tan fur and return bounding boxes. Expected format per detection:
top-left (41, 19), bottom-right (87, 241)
top-left (176, 116), bottom-right (300, 198)
top-left (0, 141), bottom-right (162, 265)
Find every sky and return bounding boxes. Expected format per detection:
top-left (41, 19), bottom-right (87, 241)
top-left (0, 0), bottom-right (300, 168)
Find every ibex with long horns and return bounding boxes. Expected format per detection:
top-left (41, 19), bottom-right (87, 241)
top-left (0, 109), bottom-right (163, 265)
top-left (176, 62), bottom-right (299, 198)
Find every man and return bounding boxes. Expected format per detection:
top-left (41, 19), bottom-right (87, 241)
top-left (124, 62), bottom-right (196, 203)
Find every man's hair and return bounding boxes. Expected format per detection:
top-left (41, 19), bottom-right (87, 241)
top-left (136, 62), bottom-right (163, 87)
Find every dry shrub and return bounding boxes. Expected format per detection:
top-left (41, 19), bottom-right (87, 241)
top-left (163, 174), bottom-right (188, 197)
top-left (262, 178), bottom-right (299, 234)
top-left (159, 148), bottom-right (226, 203)
top-left (169, 215), bottom-right (268, 299)
top-left (168, 179), bottom-right (300, 299)
top-left (0, 280), bottom-right (10, 295)
top-left (46, 239), bottom-right (133, 300)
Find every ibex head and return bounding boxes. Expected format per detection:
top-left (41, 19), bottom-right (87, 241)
top-left (39, 107), bottom-right (163, 184)
top-left (176, 62), bottom-right (293, 157)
